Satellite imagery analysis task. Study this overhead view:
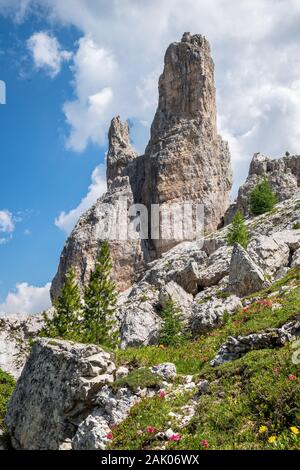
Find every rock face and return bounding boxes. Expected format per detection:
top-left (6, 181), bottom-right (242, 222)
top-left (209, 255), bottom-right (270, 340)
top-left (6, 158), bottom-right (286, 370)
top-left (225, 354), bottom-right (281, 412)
top-left (211, 319), bottom-right (300, 366)
top-left (0, 313), bottom-right (46, 379)
top-left (143, 33), bottom-right (232, 255)
top-left (106, 116), bottom-right (138, 187)
top-left (50, 174), bottom-right (146, 299)
top-left (6, 339), bottom-right (116, 450)
top-left (228, 244), bottom-right (269, 297)
top-left (225, 153), bottom-right (300, 223)
top-left (51, 32), bottom-right (232, 299)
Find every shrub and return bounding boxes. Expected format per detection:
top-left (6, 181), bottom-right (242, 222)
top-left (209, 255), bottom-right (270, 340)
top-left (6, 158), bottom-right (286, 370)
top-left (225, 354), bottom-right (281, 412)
top-left (158, 299), bottom-right (187, 347)
top-left (226, 210), bottom-right (249, 248)
top-left (250, 179), bottom-right (277, 215)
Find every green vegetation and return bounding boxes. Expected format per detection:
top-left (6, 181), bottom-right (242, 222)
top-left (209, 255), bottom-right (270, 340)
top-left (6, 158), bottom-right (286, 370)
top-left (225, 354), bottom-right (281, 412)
top-left (158, 299), bottom-right (187, 347)
top-left (82, 241), bottom-right (119, 348)
top-left (293, 223), bottom-right (300, 230)
top-left (42, 267), bottom-right (82, 341)
top-left (113, 368), bottom-right (162, 392)
top-left (111, 269), bottom-right (300, 450)
top-left (42, 241), bottom-right (119, 349)
top-left (250, 179), bottom-right (278, 215)
top-left (226, 210), bottom-right (249, 248)
top-left (0, 370), bottom-right (15, 432)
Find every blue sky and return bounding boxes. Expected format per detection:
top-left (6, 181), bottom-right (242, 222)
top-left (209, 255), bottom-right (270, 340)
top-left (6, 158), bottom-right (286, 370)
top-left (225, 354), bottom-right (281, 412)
top-left (1, 0), bottom-right (300, 314)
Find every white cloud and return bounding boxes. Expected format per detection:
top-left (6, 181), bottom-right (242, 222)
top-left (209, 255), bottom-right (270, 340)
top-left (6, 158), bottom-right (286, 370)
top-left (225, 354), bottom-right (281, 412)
top-left (27, 31), bottom-right (72, 77)
top-left (0, 282), bottom-right (51, 315)
top-left (0, 210), bottom-right (14, 233)
top-left (55, 163), bottom-right (107, 234)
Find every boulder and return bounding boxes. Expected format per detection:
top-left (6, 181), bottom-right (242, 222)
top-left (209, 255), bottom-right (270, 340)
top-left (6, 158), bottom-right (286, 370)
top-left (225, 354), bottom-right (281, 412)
top-left (248, 234), bottom-right (290, 278)
top-left (158, 281), bottom-right (193, 315)
top-left (150, 363), bottom-right (177, 380)
top-left (228, 244), bottom-right (269, 297)
top-left (211, 320), bottom-right (300, 366)
top-left (197, 245), bottom-right (232, 287)
top-left (6, 339), bottom-right (116, 450)
top-left (291, 248), bottom-right (300, 268)
top-left (190, 296), bottom-right (242, 335)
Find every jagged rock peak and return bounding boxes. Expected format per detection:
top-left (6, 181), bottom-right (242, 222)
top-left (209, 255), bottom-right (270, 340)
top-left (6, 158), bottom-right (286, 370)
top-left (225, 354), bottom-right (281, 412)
top-left (143, 32), bottom-right (232, 255)
top-left (153, 32), bottom-right (216, 131)
top-left (107, 116), bottom-right (137, 187)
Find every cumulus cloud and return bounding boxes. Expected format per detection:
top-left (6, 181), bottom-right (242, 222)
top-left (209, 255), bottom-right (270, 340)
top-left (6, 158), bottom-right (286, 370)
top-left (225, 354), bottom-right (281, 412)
top-left (0, 282), bottom-right (51, 315)
top-left (0, 210), bottom-right (15, 244)
top-left (27, 31), bottom-right (72, 77)
top-left (55, 163), bottom-right (107, 234)
top-left (3, 0), bottom-right (300, 190)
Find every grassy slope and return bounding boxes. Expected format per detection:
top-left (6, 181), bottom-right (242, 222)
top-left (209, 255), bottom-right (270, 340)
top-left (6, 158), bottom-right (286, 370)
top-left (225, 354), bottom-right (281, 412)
top-left (111, 268), bottom-right (300, 450)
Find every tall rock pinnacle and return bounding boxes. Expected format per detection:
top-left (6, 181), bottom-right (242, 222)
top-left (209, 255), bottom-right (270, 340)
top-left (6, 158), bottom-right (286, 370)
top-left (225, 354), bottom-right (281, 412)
top-left (51, 33), bottom-right (233, 299)
top-left (143, 33), bottom-right (232, 255)
top-left (107, 116), bottom-right (137, 187)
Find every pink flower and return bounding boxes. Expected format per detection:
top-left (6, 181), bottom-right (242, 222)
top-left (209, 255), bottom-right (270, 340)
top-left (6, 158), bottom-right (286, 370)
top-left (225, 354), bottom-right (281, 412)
top-left (147, 426), bottom-right (155, 434)
top-left (159, 390), bottom-right (166, 399)
top-left (288, 374), bottom-right (297, 381)
top-left (169, 433), bottom-right (181, 442)
top-left (201, 439), bottom-right (209, 449)
top-left (243, 306), bottom-right (249, 312)
top-left (106, 432), bottom-right (113, 440)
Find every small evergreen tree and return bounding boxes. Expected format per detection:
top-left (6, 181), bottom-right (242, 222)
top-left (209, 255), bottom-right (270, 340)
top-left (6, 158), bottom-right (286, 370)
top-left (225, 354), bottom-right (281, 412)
top-left (82, 241), bottom-right (119, 348)
top-left (226, 210), bottom-right (249, 249)
top-left (158, 298), bottom-right (186, 347)
top-left (41, 267), bottom-right (82, 340)
top-left (250, 179), bottom-right (277, 215)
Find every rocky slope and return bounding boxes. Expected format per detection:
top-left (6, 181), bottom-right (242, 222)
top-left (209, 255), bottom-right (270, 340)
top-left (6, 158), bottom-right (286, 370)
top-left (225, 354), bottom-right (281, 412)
top-left (51, 33), bottom-right (232, 299)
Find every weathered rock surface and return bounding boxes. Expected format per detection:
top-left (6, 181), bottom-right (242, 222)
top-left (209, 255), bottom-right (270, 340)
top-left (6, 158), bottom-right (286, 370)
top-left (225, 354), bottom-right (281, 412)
top-left (6, 339), bottom-right (116, 450)
top-left (158, 281), bottom-right (193, 313)
top-left (0, 312), bottom-right (46, 378)
top-left (106, 116), bottom-right (138, 187)
top-left (197, 245), bottom-right (232, 288)
top-left (143, 33), bottom-right (232, 255)
top-left (211, 319), bottom-right (300, 366)
top-left (51, 174), bottom-right (146, 299)
top-left (150, 363), bottom-right (177, 380)
top-left (225, 153), bottom-right (300, 223)
top-left (228, 244), bottom-right (269, 297)
top-left (190, 295), bottom-right (242, 336)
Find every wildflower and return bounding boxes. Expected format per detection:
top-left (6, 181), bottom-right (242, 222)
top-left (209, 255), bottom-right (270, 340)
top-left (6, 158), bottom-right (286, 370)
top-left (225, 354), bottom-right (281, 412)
top-left (159, 390), bottom-right (166, 399)
top-left (169, 433), bottom-right (181, 442)
top-left (290, 426), bottom-right (299, 435)
top-left (106, 432), bottom-right (113, 440)
top-left (146, 426), bottom-right (155, 434)
top-left (201, 439), bottom-right (209, 448)
top-left (268, 435), bottom-right (277, 444)
top-left (288, 374), bottom-right (297, 381)
top-left (159, 344), bottom-right (165, 349)
top-left (259, 425), bottom-right (268, 434)
top-left (243, 306), bottom-right (249, 312)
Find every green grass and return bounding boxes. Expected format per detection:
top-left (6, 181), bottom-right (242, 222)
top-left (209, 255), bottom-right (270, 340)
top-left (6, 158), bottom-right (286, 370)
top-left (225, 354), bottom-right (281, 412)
top-left (112, 367), bottom-right (162, 392)
top-left (111, 268), bottom-right (300, 450)
top-left (0, 369), bottom-right (15, 431)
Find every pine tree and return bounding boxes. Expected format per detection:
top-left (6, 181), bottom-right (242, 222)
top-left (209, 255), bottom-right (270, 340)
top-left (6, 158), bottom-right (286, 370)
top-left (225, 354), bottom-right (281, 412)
top-left (250, 179), bottom-right (278, 215)
top-left (226, 210), bottom-right (249, 249)
top-left (41, 267), bottom-right (82, 341)
top-left (82, 241), bottom-right (119, 348)
top-left (158, 298), bottom-right (186, 347)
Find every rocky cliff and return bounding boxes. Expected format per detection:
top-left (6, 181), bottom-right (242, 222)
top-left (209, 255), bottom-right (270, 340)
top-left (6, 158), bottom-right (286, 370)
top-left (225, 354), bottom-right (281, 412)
top-left (225, 152), bottom-right (300, 223)
top-left (143, 33), bottom-right (232, 255)
top-left (51, 32), bottom-right (232, 299)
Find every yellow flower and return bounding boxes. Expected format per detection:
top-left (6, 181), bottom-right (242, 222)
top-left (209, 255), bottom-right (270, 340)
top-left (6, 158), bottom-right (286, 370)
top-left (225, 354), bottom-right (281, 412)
top-left (290, 426), bottom-right (299, 435)
top-left (268, 436), bottom-right (277, 444)
top-left (259, 425), bottom-right (268, 434)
